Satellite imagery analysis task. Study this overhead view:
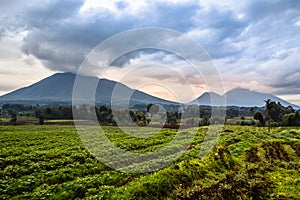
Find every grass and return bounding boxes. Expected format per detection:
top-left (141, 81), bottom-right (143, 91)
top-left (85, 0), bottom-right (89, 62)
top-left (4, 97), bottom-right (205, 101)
top-left (0, 125), bottom-right (299, 199)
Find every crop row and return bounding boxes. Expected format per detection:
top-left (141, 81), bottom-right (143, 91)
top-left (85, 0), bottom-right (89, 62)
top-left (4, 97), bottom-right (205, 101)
top-left (0, 125), bottom-right (299, 199)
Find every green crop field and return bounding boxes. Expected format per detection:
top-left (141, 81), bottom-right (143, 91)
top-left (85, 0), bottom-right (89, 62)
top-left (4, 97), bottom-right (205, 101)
top-left (1, 125), bottom-right (299, 199)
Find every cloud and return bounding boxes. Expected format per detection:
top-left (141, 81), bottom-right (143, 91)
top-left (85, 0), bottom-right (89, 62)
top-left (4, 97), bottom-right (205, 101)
top-left (0, 0), bottom-right (300, 103)
top-left (3, 0), bottom-right (200, 73)
top-left (245, 0), bottom-right (300, 21)
top-left (4, 0), bottom-right (297, 72)
top-left (108, 50), bottom-right (194, 82)
top-left (269, 70), bottom-right (300, 95)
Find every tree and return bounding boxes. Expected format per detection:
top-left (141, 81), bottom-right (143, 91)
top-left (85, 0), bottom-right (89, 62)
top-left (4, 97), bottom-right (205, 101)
top-left (283, 105), bottom-right (295, 115)
top-left (129, 110), bottom-right (137, 123)
top-left (45, 107), bottom-right (52, 115)
top-left (10, 112), bottom-right (17, 125)
top-left (254, 111), bottom-right (265, 126)
top-left (0, 109), bottom-right (2, 125)
top-left (283, 111), bottom-right (300, 126)
top-left (167, 112), bottom-right (177, 125)
top-left (39, 114), bottom-right (45, 125)
top-left (250, 107), bottom-right (255, 116)
top-left (45, 107), bottom-right (52, 119)
top-left (199, 117), bottom-right (210, 126)
top-left (265, 99), bottom-right (283, 123)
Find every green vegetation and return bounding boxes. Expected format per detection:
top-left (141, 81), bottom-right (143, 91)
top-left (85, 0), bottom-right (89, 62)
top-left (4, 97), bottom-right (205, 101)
top-left (2, 100), bottom-right (300, 128)
top-left (10, 112), bottom-right (17, 125)
top-left (1, 125), bottom-right (299, 199)
top-left (264, 99), bottom-right (300, 127)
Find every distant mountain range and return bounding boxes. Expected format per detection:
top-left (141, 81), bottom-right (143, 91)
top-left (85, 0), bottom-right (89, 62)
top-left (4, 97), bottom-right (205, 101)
top-left (195, 88), bottom-right (300, 109)
top-left (0, 72), bottom-right (299, 109)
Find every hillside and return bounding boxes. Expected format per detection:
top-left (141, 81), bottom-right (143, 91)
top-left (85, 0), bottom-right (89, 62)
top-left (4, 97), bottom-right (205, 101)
top-left (0, 72), bottom-right (177, 106)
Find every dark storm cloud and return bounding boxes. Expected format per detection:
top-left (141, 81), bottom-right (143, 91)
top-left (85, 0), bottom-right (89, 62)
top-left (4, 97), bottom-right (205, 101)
top-left (24, 0), bottom-right (84, 26)
top-left (20, 6), bottom-right (132, 71)
top-left (191, 0), bottom-right (300, 61)
top-left (152, 2), bottom-right (199, 32)
top-left (14, 0), bottom-right (201, 72)
top-left (1, 0), bottom-right (300, 99)
top-left (191, 6), bottom-right (249, 59)
top-left (110, 49), bottom-right (184, 67)
top-left (274, 88), bottom-right (300, 95)
top-left (200, 7), bottom-right (247, 40)
top-left (269, 71), bottom-right (300, 95)
top-left (1, 0), bottom-right (299, 68)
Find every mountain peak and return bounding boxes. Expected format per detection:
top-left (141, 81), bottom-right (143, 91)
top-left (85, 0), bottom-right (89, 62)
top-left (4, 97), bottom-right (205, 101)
top-left (195, 87), bottom-right (299, 109)
top-left (227, 87), bottom-right (253, 93)
top-left (0, 73), bottom-right (299, 109)
top-left (0, 72), bottom-right (176, 106)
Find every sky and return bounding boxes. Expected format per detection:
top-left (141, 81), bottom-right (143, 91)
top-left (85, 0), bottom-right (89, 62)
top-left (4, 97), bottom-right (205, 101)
top-left (0, 0), bottom-right (300, 104)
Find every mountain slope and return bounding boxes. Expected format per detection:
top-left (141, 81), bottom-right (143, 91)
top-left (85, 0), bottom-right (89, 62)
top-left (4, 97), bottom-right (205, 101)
top-left (1, 73), bottom-right (298, 109)
top-left (0, 72), bottom-right (177, 106)
top-left (192, 92), bottom-right (224, 106)
top-left (195, 88), bottom-right (299, 109)
top-left (225, 88), bottom-right (299, 108)
top-left (0, 73), bottom-right (76, 102)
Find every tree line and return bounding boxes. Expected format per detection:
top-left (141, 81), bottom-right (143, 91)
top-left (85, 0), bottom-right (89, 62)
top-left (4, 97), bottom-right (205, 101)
top-left (253, 99), bottom-right (300, 127)
top-left (1, 100), bottom-right (299, 127)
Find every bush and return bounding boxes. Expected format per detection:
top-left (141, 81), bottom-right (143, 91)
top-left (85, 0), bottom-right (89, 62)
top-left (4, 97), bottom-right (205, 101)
top-left (282, 113), bottom-right (300, 126)
top-left (237, 120), bottom-right (256, 126)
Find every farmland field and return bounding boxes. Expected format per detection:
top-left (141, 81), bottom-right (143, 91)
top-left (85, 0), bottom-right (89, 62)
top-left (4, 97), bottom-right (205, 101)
top-left (1, 125), bottom-right (299, 199)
